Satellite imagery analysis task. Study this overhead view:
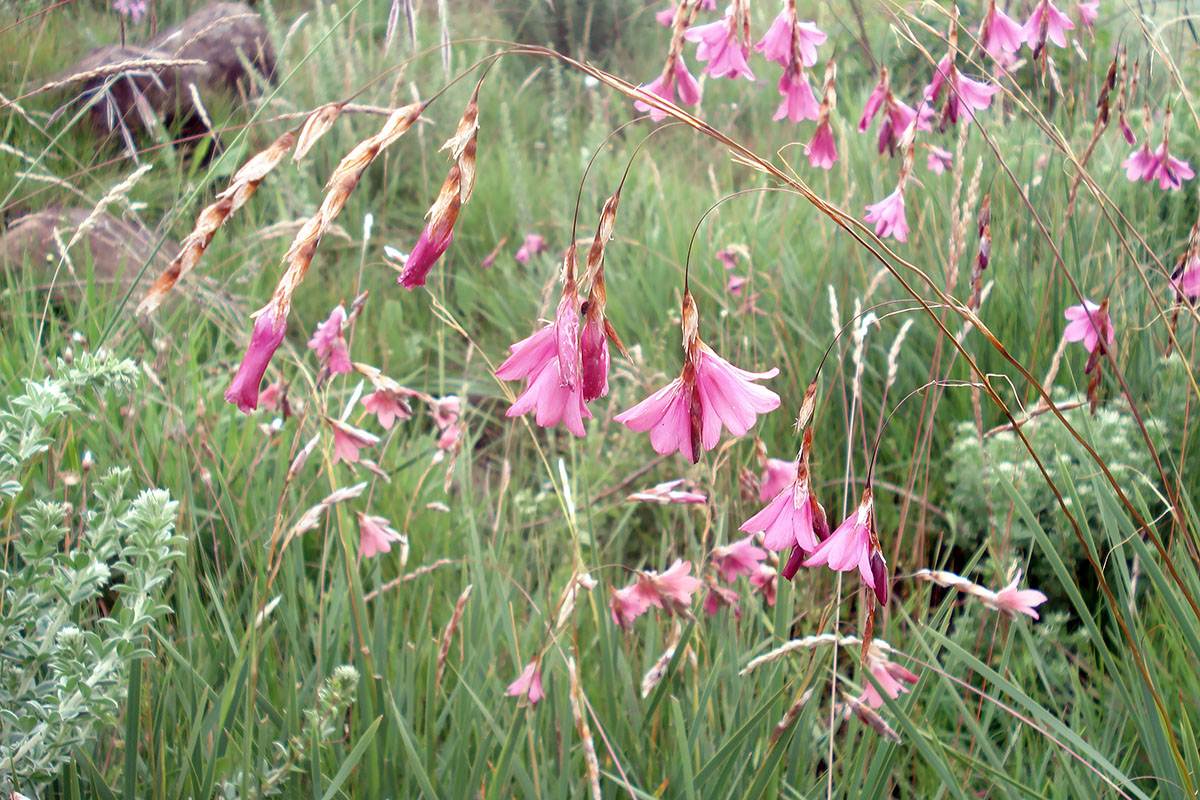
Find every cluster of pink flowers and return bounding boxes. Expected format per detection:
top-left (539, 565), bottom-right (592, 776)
top-left (1123, 109), bottom-right (1194, 191)
top-left (308, 305), bottom-right (352, 374)
top-left (610, 559), bottom-right (703, 626)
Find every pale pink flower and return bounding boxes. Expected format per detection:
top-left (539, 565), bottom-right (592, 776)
top-left (514, 233), bottom-right (547, 264)
top-left (505, 358), bottom-right (592, 436)
top-left (726, 274), bottom-right (747, 295)
top-left (988, 570), bottom-right (1049, 619)
top-left (1123, 144), bottom-right (1157, 182)
top-left (1023, 0), bottom-right (1074, 50)
top-left (979, 0), bottom-right (1027, 57)
top-left (925, 54), bottom-right (1000, 127)
top-left (645, 559), bottom-right (703, 608)
top-left (805, 489), bottom-right (887, 603)
top-left (711, 534), bottom-right (767, 582)
top-left (610, 583), bottom-right (655, 626)
top-left (1077, 1), bottom-right (1099, 32)
top-left (1150, 142), bottom-right (1195, 191)
top-left (749, 564), bottom-right (778, 606)
top-left (926, 145), bottom-right (953, 174)
top-left (755, 10), bottom-right (826, 68)
top-left (259, 380), bottom-right (286, 412)
top-left (225, 304), bottom-right (287, 413)
top-left (858, 73), bottom-right (890, 132)
top-left (773, 69), bottom-right (820, 123)
top-left (1175, 258), bottom-right (1200, 298)
top-left (807, 119), bottom-right (838, 169)
top-left (432, 395), bottom-right (462, 451)
top-left (760, 457), bottom-right (795, 502)
top-left (627, 478), bottom-right (707, 505)
top-left (657, 0), bottom-right (715, 25)
top-left (740, 472), bottom-right (824, 553)
top-left (686, 15), bottom-right (755, 81)
top-left (1063, 299), bottom-right (1115, 355)
top-left (614, 344), bottom-right (779, 461)
top-left (506, 660), bottom-right (545, 705)
top-left (307, 305), bottom-right (346, 358)
top-left (864, 186), bottom-right (910, 242)
top-left (859, 646), bottom-right (920, 708)
top-left (635, 57), bottom-right (702, 121)
top-left (716, 248), bottom-right (740, 270)
top-left (113, 0), bottom-right (147, 21)
top-left (703, 579), bottom-right (742, 617)
top-left (356, 512), bottom-right (405, 559)
top-left (362, 389), bottom-right (412, 430)
top-left (329, 418), bottom-right (379, 465)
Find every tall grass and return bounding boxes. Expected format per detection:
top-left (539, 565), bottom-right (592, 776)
top-left (2, 0), bottom-right (1199, 797)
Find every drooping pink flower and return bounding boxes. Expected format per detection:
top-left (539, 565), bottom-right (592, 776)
top-left (808, 118), bottom-right (838, 168)
top-left (579, 309), bottom-right (610, 402)
top-left (1063, 299), bottom-right (1115, 355)
top-left (859, 71), bottom-right (926, 156)
top-left (1077, 1), bottom-right (1099, 32)
top-left (645, 558), bottom-right (703, 608)
top-left (711, 534), bottom-right (768, 583)
top-left (1150, 142), bottom-right (1195, 191)
top-left (627, 478), bottom-right (707, 505)
top-left (1122, 144), bottom-right (1157, 182)
top-left (225, 303), bottom-right (288, 413)
top-left (506, 660), bottom-right (545, 705)
top-left (686, 14), bottom-right (755, 81)
top-left (726, 274), bottom-right (747, 295)
top-left (308, 305), bottom-right (345, 357)
top-left (398, 166), bottom-right (462, 289)
top-left (805, 488), bottom-right (887, 604)
top-left (987, 570), bottom-right (1049, 618)
top-left (610, 583), bottom-right (655, 626)
top-left (1176, 258), bottom-right (1200, 298)
top-left (1118, 113), bottom-right (1137, 145)
top-left (858, 72), bottom-right (890, 132)
top-left (773, 69), bottom-right (820, 123)
top-left (755, 9), bottom-right (826, 68)
top-left (113, 0), bottom-right (148, 21)
top-left (514, 233), bottom-right (547, 264)
top-left (362, 389), bottom-right (412, 430)
top-left (258, 380), bottom-right (286, 412)
top-left (864, 186), bottom-right (910, 242)
top-left (859, 645), bottom-right (920, 708)
top-left (635, 57), bottom-right (703, 121)
top-left (716, 248), bottom-right (740, 270)
top-left (741, 469), bottom-right (825, 553)
top-left (498, 248), bottom-right (591, 436)
top-left (749, 564), bottom-right (778, 606)
top-left (703, 579), bottom-right (742, 617)
top-left (926, 145), bottom-right (953, 174)
top-left (329, 418), bottom-right (379, 465)
top-left (759, 457), bottom-right (796, 502)
top-left (356, 512), bottom-right (405, 559)
top-left (432, 395), bottom-right (461, 451)
top-left (656, 0), bottom-right (715, 26)
top-left (979, 0), bottom-right (1027, 57)
top-left (1023, 0), bottom-right (1074, 51)
top-left (616, 294), bottom-right (780, 462)
top-left (925, 54), bottom-right (1000, 128)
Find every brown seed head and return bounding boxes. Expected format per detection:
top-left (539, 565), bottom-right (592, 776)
top-left (293, 102), bottom-right (346, 163)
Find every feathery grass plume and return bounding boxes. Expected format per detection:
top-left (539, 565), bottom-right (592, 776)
top-left (842, 693), bottom-right (902, 743)
top-left (292, 102), bottom-right (347, 163)
top-left (770, 687), bottom-right (814, 743)
top-left (435, 584), bottom-right (473, 689)
top-left (913, 567), bottom-right (1048, 618)
top-left (566, 654), bottom-right (602, 800)
top-left (138, 128), bottom-right (297, 316)
top-left (554, 571), bottom-right (598, 632)
top-left (277, 482), bottom-right (367, 555)
top-left (225, 103), bottom-right (424, 410)
top-left (884, 319), bottom-right (915, 393)
top-left (740, 634), bottom-right (891, 675)
top-left (640, 621), bottom-right (683, 698)
top-left (363, 558), bottom-right (456, 602)
top-left (286, 433), bottom-right (321, 482)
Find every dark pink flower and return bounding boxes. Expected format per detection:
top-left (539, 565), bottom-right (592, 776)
top-left (399, 166), bottom-right (462, 289)
top-left (1151, 142), bottom-right (1195, 190)
top-left (362, 389), bottom-right (412, 430)
top-left (755, 9), bottom-right (826, 68)
top-left (703, 579), bottom-right (742, 617)
top-left (1023, 0), bottom-right (1074, 50)
top-left (579, 311), bottom-right (610, 402)
top-left (686, 15), bottom-right (755, 81)
top-left (635, 57), bottom-right (702, 121)
top-left (514, 233), bottom-right (547, 264)
top-left (858, 72), bottom-right (890, 132)
top-left (925, 54), bottom-right (1000, 127)
top-left (627, 478), bottom-right (707, 505)
top-left (749, 564), bottom-right (777, 606)
top-left (329, 418), bottom-right (379, 465)
top-left (1123, 144), bottom-right (1157, 182)
top-left (864, 186), bottom-right (910, 242)
top-left (307, 305), bottom-right (345, 358)
top-left (988, 570), bottom-right (1049, 618)
top-left (926, 145), bottom-right (953, 174)
top-left (711, 534), bottom-right (767, 582)
top-left (1176, 258), bottom-right (1200, 298)
top-left (980, 0), bottom-right (1026, 56)
top-left (356, 512), bottom-right (405, 559)
top-left (1063, 299), bottom-right (1115, 355)
top-left (805, 489), bottom-right (887, 603)
top-left (1119, 114), bottom-right (1137, 145)
top-left (807, 119), bottom-right (838, 168)
top-left (506, 660), bottom-right (545, 705)
top-left (225, 304), bottom-right (288, 413)
top-left (773, 69), bottom-right (820, 123)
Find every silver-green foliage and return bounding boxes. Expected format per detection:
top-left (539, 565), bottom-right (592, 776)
top-left (0, 352), bottom-right (183, 794)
